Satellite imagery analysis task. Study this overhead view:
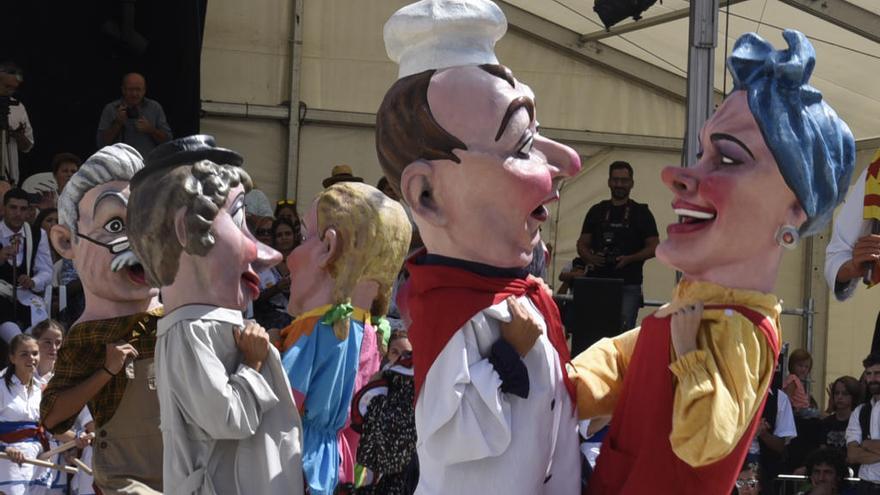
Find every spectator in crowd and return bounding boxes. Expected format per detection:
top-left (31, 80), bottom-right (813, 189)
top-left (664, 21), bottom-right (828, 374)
top-left (786, 348), bottom-right (818, 414)
top-left (244, 186), bottom-right (273, 231)
top-left (33, 207), bottom-right (60, 262)
top-left (254, 217), bottom-right (295, 329)
top-left (846, 352), bottom-right (880, 492)
top-left (274, 198), bottom-right (300, 226)
top-left (32, 318), bottom-right (63, 381)
top-left (351, 331), bottom-right (417, 495)
top-left (51, 152), bottom-right (80, 195)
top-left (825, 151), bottom-right (880, 301)
top-left (576, 160), bottom-right (659, 330)
top-left (253, 215), bottom-right (275, 246)
top-left (558, 257), bottom-right (586, 295)
top-left (733, 463), bottom-right (760, 495)
top-left (31, 318), bottom-right (90, 494)
top-left (0, 188), bottom-right (53, 332)
top-left (321, 164), bottom-right (364, 189)
top-left (748, 387), bottom-right (797, 494)
top-left (0, 62), bottom-right (34, 185)
top-left (0, 334), bottom-right (48, 494)
top-left (797, 447), bottom-right (851, 495)
top-left (823, 376), bottom-right (862, 455)
top-left (96, 72), bottom-right (171, 157)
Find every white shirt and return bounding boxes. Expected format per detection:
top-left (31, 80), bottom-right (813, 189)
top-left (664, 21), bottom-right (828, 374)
top-left (847, 400), bottom-right (880, 482)
top-left (748, 389), bottom-right (797, 456)
top-left (3, 99), bottom-right (34, 184)
top-left (415, 296), bottom-right (580, 495)
top-left (825, 168), bottom-right (870, 301)
top-left (0, 220), bottom-right (52, 293)
top-left (156, 305), bottom-right (303, 495)
top-left (0, 370), bottom-right (40, 423)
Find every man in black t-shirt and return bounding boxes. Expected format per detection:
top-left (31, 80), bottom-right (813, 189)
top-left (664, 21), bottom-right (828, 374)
top-left (576, 161), bottom-right (659, 330)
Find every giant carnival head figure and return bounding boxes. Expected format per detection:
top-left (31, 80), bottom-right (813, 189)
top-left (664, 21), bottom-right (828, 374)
top-left (126, 135), bottom-right (281, 312)
top-left (50, 144), bottom-right (158, 320)
top-left (376, 0), bottom-right (581, 269)
top-left (657, 30), bottom-right (855, 292)
top-left (288, 181), bottom-right (412, 338)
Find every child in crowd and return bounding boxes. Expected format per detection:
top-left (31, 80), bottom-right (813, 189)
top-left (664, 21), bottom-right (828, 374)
top-left (30, 319), bottom-right (94, 495)
top-left (785, 349), bottom-right (818, 414)
top-left (351, 331), bottom-right (417, 495)
top-left (0, 334), bottom-right (46, 494)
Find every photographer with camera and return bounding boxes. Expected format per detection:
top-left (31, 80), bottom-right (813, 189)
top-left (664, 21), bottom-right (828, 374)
top-left (576, 161), bottom-right (659, 331)
top-left (96, 72), bottom-right (171, 156)
top-left (0, 61), bottom-right (34, 185)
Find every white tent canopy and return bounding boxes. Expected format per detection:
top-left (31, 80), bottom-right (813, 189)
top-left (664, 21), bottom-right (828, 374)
top-left (199, 0), bottom-right (880, 402)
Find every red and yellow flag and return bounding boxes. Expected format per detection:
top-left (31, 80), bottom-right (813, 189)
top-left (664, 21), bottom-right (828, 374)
top-left (865, 150), bottom-right (880, 287)
top-left (865, 150), bottom-right (880, 221)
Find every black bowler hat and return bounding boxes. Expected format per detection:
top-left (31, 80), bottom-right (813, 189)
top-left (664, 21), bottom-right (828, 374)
top-left (131, 135), bottom-right (243, 186)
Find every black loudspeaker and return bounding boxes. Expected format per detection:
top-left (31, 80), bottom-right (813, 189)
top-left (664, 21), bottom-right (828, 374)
top-left (570, 277), bottom-right (623, 355)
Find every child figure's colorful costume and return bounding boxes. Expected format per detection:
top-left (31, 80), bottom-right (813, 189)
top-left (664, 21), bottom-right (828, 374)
top-left (569, 31), bottom-right (855, 495)
top-left (280, 182), bottom-right (411, 495)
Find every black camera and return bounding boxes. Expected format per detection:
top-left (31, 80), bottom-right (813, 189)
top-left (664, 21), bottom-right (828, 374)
top-left (125, 106), bottom-right (140, 119)
top-left (599, 231), bottom-right (621, 267)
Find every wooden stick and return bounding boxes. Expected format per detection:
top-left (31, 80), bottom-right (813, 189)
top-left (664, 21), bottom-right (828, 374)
top-left (72, 457), bottom-right (93, 476)
top-left (37, 433), bottom-right (94, 460)
top-left (0, 452), bottom-right (79, 474)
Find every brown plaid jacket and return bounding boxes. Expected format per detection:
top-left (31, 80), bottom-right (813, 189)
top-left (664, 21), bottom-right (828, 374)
top-left (40, 307), bottom-right (162, 434)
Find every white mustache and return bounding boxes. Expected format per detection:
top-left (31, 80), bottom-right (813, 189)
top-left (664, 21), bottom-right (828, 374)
top-left (110, 250), bottom-right (139, 273)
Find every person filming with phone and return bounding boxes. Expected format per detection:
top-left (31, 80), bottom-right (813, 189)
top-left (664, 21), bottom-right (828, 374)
top-left (96, 72), bottom-right (171, 157)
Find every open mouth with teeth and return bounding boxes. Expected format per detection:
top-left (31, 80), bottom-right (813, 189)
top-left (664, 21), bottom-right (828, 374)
top-left (669, 202), bottom-right (717, 234)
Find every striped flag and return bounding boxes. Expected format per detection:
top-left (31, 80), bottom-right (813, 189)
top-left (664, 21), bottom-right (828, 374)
top-left (864, 150), bottom-right (880, 287)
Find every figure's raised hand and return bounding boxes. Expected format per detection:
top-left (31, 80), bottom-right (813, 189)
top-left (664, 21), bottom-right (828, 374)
top-left (234, 321), bottom-right (270, 372)
top-left (104, 341), bottom-right (139, 375)
top-left (670, 301), bottom-right (703, 358)
top-left (500, 296), bottom-right (542, 357)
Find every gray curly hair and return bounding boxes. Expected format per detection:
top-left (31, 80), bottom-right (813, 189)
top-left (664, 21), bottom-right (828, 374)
top-left (127, 159), bottom-right (253, 288)
top-left (57, 144), bottom-right (143, 237)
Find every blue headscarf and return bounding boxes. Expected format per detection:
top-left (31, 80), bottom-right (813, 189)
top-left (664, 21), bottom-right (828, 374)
top-left (728, 30), bottom-right (855, 236)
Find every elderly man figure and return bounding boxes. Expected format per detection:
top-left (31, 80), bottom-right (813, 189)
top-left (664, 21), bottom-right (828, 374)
top-left (0, 188), bottom-right (53, 334)
top-left (279, 182), bottom-right (411, 495)
top-left (127, 135), bottom-right (303, 495)
top-left (569, 31), bottom-right (854, 494)
top-left (97, 72), bottom-right (172, 157)
top-left (41, 143), bottom-right (164, 494)
top-left (375, 1), bottom-right (583, 493)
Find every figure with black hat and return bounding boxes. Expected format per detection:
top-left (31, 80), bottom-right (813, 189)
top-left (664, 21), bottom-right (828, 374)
top-left (126, 135), bottom-right (304, 495)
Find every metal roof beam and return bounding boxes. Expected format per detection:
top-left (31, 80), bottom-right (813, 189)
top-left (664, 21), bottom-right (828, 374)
top-left (496, 0), bottom-right (697, 102)
top-left (579, 0), bottom-right (749, 43)
top-left (779, 0), bottom-right (880, 45)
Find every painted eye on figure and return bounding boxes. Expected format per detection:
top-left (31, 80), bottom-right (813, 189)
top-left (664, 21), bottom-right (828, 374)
top-left (516, 132), bottom-right (534, 159)
top-left (103, 217), bottom-right (125, 234)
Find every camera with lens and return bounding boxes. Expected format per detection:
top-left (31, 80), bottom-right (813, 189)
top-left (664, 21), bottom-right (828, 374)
top-left (599, 231), bottom-right (621, 267)
top-left (125, 106), bottom-right (140, 119)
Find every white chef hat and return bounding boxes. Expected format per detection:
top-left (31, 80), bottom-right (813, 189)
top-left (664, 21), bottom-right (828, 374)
top-left (384, 0), bottom-right (507, 79)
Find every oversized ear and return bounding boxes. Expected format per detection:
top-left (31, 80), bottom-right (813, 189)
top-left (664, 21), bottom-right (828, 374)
top-left (172, 208), bottom-right (189, 249)
top-left (50, 224), bottom-right (75, 260)
top-left (400, 160), bottom-right (446, 227)
top-left (318, 227), bottom-right (342, 269)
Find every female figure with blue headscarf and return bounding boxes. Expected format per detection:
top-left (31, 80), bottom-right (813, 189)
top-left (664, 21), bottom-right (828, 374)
top-left (568, 30), bottom-right (855, 494)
